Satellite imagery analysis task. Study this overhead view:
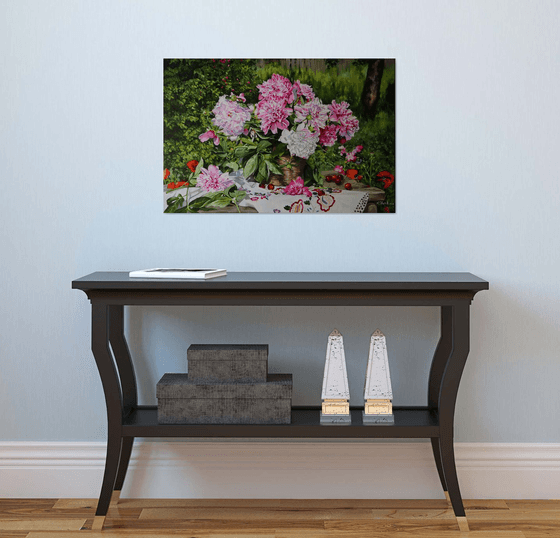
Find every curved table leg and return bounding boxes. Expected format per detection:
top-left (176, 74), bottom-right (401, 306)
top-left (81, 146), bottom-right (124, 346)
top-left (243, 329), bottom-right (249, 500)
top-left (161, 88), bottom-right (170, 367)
top-left (114, 437), bottom-right (134, 493)
top-left (109, 305), bottom-right (138, 498)
top-left (430, 437), bottom-right (448, 497)
top-left (438, 302), bottom-right (470, 530)
top-left (428, 306), bottom-right (453, 496)
top-left (91, 302), bottom-right (124, 529)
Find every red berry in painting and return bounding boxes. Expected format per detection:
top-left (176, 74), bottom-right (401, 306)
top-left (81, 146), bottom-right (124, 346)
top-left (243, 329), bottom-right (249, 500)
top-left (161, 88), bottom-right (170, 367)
top-left (260, 184), bottom-right (266, 189)
top-left (268, 183), bottom-right (274, 190)
top-left (344, 183), bottom-right (352, 190)
top-left (334, 177), bottom-right (342, 185)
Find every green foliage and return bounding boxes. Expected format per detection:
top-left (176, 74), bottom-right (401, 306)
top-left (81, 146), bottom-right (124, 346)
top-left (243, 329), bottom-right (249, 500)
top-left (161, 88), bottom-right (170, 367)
top-left (164, 59), bottom-right (258, 175)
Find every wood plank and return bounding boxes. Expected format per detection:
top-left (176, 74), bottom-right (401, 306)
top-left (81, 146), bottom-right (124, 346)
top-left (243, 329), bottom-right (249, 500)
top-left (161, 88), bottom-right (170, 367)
top-left (139, 507), bottom-right (375, 521)
top-left (370, 509), bottom-right (456, 519)
top-left (27, 534), bottom-right (275, 538)
top-left (0, 518), bottom-right (86, 531)
top-left (467, 509), bottom-right (560, 521)
top-left (277, 533), bottom-right (524, 538)
top-left (86, 517), bottom-right (325, 531)
top-left (0, 504), bottom-right (140, 519)
top-left (464, 499), bottom-right (509, 510)
top-left (327, 518), bottom-right (560, 533)
top-left (325, 519), bottom-right (461, 533)
top-left (505, 499), bottom-right (560, 511)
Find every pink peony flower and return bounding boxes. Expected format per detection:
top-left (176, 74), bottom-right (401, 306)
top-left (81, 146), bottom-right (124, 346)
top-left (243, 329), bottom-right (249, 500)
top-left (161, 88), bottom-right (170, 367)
top-left (283, 176), bottom-right (312, 197)
top-left (257, 74), bottom-right (294, 105)
top-left (294, 98), bottom-right (329, 131)
top-left (199, 130), bottom-right (220, 146)
top-left (328, 100), bottom-right (352, 123)
top-left (338, 115), bottom-right (360, 140)
top-left (292, 80), bottom-right (315, 103)
top-left (328, 100), bottom-right (359, 141)
top-left (197, 165), bottom-right (234, 192)
top-left (211, 96), bottom-right (251, 137)
top-left (318, 124), bottom-right (339, 147)
top-left (256, 99), bottom-right (291, 134)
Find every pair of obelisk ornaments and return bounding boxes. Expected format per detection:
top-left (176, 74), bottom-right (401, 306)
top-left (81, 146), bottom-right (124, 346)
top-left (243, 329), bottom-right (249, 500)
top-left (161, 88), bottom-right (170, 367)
top-left (321, 329), bottom-right (393, 424)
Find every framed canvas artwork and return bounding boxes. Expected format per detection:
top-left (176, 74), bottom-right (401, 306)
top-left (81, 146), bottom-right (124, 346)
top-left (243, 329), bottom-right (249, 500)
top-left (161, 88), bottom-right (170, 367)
top-left (164, 59), bottom-right (395, 213)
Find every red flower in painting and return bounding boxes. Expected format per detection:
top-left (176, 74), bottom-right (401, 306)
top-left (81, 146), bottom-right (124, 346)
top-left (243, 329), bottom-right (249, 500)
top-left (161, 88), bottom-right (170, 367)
top-left (187, 160), bottom-right (199, 173)
top-left (346, 169), bottom-right (358, 180)
top-left (377, 171), bottom-right (395, 189)
top-left (164, 168), bottom-right (170, 180)
top-left (167, 182), bottom-right (188, 190)
top-left (384, 207), bottom-right (390, 213)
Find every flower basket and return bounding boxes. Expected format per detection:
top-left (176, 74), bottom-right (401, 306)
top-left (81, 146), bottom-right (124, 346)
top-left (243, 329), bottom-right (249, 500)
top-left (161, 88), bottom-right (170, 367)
top-left (269, 156), bottom-right (307, 186)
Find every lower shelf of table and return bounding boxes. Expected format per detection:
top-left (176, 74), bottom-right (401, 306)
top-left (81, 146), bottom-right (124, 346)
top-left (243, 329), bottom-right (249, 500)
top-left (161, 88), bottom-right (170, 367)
top-left (122, 406), bottom-right (439, 438)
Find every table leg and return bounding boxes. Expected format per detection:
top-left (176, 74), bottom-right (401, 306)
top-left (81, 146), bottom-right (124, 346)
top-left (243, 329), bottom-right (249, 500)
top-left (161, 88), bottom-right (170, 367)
top-left (428, 306), bottom-right (453, 496)
top-left (91, 302), bottom-right (124, 528)
top-left (108, 305), bottom-right (138, 496)
top-left (438, 302), bottom-right (470, 528)
top-left (114, 437), bottom-right (134, 493)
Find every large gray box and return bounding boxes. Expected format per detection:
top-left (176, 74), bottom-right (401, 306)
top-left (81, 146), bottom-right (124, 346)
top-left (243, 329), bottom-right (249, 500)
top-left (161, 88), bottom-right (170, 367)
top-left (187, 344), bottom-right (268, 382)
top-left (157, 373), bottom-right (292, 424)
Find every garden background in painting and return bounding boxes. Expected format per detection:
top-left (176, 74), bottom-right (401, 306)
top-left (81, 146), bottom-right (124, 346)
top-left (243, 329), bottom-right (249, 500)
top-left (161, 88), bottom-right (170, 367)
top-left (164, 59), bottom-right (395, 213)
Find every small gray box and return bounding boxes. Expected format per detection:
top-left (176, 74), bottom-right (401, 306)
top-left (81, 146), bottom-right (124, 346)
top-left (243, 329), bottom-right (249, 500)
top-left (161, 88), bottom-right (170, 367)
top-left (157, 373), bottom-right (292, 424)
top-left (187, 344), bottom-right (268, 382)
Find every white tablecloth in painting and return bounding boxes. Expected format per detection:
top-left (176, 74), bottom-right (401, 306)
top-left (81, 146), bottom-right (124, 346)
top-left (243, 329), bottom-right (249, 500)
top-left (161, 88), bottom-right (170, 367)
top-left (164, 174), bottom-right (368, 213)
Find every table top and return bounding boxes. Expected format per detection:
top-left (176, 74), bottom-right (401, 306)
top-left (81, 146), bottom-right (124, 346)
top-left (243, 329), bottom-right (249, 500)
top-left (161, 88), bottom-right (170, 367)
top-left (73, 272), bottom-right (489, 292)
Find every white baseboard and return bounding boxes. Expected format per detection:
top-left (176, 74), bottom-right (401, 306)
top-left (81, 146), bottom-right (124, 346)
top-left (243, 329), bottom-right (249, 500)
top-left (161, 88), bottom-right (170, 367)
top-left (0, 441), bottom-right (558, 499)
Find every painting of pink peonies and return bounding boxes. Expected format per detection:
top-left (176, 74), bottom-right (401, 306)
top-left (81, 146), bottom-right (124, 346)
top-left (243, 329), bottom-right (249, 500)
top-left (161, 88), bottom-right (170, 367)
top-left (164, 59), bottom-right (395, 213)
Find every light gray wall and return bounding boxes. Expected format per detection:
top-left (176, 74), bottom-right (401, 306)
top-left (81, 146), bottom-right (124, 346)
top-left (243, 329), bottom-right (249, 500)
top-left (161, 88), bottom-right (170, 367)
top-left (1, 0), bottom-right (559, 443)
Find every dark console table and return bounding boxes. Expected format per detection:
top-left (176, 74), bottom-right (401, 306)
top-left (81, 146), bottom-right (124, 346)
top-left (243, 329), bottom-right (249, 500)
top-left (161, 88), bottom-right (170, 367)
top-left (73, 272), bottom-right (488, 531)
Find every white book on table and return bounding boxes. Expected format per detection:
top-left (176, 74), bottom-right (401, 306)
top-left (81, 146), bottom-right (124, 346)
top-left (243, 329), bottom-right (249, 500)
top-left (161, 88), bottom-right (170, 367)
top-left (129, 268), bottom-right (227, 279)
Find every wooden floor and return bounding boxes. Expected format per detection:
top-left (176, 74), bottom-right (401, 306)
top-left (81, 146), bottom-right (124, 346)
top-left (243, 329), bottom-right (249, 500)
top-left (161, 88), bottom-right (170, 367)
top-left (0, 498), bottom-right (559, 537)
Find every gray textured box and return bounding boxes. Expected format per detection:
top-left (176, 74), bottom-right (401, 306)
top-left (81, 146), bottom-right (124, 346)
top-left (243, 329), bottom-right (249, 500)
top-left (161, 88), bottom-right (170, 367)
top-left (187, 344), bottom-right (268, 382)
top-left (157, 373), bottom-right (292, 424)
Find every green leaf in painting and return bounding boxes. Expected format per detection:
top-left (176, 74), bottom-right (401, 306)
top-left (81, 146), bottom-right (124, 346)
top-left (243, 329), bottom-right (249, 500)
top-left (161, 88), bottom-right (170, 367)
top-left (194, 158), bottom-right (204, 177)
top-left (257, 140), bottom-right (272, 152)
top-left (243, 154), bottom-right (259, 178)
top-left (258, 158), bottom-right (267, 180)
top-left (208, 197), bottom-right (233, 208)
top-left (265, 159), bottom-right (283, 175)
top-left (224, 161), bottom-right (239, 171)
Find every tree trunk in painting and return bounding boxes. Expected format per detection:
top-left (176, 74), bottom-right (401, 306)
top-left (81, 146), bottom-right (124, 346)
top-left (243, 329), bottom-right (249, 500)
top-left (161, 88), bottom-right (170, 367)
top-left (361, 59), bottom-right (385, 120)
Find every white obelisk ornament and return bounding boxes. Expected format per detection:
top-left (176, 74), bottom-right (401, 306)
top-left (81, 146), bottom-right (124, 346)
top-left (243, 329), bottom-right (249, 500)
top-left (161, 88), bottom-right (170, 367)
top-left (363, 329), bottom-right (394, 424)
top-left (321, 329), bottom-right (351, 424)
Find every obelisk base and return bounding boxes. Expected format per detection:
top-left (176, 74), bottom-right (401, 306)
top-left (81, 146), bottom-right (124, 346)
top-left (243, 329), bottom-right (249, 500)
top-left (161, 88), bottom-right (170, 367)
top-left (320, 413), bottom-right (351, 425)
top-left (362, 411), bottom-right (394, 424)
